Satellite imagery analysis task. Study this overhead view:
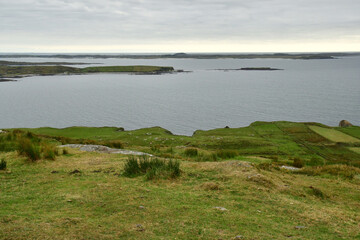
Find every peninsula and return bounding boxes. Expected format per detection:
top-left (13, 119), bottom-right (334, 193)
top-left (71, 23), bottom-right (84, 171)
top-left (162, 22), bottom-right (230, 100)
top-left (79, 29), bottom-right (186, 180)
top-left (0, 65), bottom-right (175, 79)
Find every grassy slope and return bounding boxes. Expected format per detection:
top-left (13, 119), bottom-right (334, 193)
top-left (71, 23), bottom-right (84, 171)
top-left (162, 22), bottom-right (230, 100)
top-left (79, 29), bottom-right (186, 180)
top-left (1, 151), bottom-right (359, 239)
top-left (18, 121), bottom-right (360, 167)
top-left (1, 121), bottom-right (360, 239)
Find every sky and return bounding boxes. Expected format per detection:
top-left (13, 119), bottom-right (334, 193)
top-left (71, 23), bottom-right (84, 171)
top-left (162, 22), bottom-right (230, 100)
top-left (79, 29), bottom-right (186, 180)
top-left (0, 0), bottom-right (359, 53)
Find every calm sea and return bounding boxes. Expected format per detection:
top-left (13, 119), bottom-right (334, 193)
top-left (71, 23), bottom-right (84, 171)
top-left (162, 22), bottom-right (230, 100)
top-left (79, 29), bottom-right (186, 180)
top-left (0, 56), bottom-right (359, 135)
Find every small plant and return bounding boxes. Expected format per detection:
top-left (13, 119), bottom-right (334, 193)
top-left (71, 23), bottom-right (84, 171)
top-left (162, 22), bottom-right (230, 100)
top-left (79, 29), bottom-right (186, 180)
top-left (0, 158), bottom-right (6, 170)
top-left (184, 148), bottom-right (198, 157)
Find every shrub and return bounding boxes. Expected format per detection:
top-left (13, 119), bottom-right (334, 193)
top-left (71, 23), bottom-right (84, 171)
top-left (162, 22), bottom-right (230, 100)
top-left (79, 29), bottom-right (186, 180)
top-left (123, 156), bottom-right (180, 180)
top-left (293, 158), bottom-right (304, 168)
top-left (184, 148), bottom-right (198, 157)
top-left (215, 149), bottom-right (238, 159)
top-left (0, 158), bottom-right (6, 170)
top-left (18, 138), bottom-right (41, 161)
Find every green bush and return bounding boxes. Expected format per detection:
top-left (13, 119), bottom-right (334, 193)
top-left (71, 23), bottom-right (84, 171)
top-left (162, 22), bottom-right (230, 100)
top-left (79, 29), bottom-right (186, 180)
top-left (0, 158), bottom-right (6, 170)
top-left (184, 148), bottom-right (198, 157)
top-left (123, 156), bottom-right (180, 180)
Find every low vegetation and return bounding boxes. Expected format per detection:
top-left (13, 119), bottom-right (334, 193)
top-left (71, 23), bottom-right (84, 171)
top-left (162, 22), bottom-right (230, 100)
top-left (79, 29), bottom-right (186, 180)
top-left (123, 156), bottom-right (180, 180)
top-left (1, 121), bottom-right (360, 239)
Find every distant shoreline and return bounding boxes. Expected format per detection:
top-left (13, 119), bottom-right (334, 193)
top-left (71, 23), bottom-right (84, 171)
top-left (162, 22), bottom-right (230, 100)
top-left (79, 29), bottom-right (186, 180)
top-left (1, 52), bottom-right (359, 60)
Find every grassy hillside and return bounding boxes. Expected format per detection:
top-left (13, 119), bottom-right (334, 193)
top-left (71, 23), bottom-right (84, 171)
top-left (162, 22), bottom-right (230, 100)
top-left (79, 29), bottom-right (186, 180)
top-left (1, 121), bottom-right (360, 239)
top-left (18, 121), bottom-right (360, 167)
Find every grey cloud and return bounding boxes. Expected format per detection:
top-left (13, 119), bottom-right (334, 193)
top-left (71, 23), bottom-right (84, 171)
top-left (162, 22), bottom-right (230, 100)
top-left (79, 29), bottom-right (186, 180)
top-left (0, 0), bottom-right (359, 50)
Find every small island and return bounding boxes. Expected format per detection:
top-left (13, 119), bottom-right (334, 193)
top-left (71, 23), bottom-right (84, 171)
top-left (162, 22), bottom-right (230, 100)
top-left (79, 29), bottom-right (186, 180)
top-left (214, 67), bottom-right (283, 71)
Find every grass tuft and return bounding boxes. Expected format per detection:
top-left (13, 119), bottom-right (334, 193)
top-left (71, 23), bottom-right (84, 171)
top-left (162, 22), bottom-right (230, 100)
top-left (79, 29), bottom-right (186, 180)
top-left (184, 148), bottom-right (198, 157)
top-left (123, 156), bottom-right (180, 180)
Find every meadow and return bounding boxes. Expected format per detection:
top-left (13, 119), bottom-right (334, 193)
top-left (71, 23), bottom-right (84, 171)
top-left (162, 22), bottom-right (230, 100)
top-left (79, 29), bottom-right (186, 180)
top-left (1, 121), bottom-right (360, 239)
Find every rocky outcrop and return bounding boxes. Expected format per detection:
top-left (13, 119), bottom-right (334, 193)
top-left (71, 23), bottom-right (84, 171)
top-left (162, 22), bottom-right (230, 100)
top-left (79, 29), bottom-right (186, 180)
top-left (339, 120), bottom-right (353, 127)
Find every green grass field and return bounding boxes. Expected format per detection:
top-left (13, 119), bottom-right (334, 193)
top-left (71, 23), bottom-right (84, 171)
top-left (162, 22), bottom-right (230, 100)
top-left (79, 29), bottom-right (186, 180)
top-left (1, 121), bottom-right (360, 239)
top-left (308, 126), bottom-right (360, 143)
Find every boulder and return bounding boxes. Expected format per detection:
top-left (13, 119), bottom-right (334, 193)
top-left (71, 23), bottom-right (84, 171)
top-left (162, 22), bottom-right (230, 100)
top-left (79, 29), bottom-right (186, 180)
top-left (339, 120), bottom-right (353, 127)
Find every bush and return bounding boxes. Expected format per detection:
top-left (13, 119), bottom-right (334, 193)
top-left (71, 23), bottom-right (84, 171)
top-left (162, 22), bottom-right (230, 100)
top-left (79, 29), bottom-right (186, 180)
top-left (18, 138), bottom-right (41, 161)
top-left (123, 156), bottom-right (180, 180)
top-left (0, 158), bottom-right (6, 170)
top-left (184, 148), bottom-right (198, 157)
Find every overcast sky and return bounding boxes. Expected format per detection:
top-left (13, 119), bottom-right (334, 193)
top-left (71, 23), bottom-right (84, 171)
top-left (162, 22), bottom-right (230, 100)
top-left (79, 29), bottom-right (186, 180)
top-left (0, 0), bottom-right (359, 52)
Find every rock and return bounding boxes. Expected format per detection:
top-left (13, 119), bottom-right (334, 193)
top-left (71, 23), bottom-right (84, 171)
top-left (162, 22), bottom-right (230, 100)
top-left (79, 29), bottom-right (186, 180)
top-left (139, 206), bottom-right (145, 209)
top-left (69, 169), bottom-right (81, 175)
top-left (234, 236), bottom-right (244, 239)
top-left (214, 207), bottom-right (228, 211)
top-left (135, 224), bottom-right (145, 231)
top-left (294, 225), bottom-right (306, 229)
top-left (280, 165), bottom-right (301, 171)
top-left (339, 120), bottom-right (353, 127)
top-left (59, 144), bottom-right (152, 156)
